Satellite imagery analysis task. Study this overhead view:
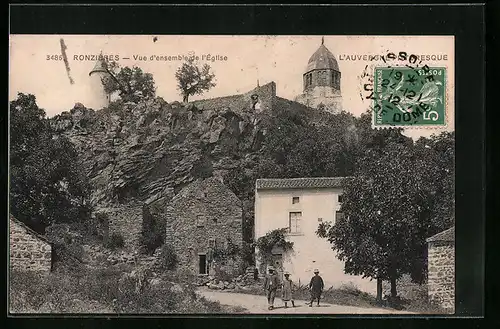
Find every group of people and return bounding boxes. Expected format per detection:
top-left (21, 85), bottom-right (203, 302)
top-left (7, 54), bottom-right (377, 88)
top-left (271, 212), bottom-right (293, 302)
top-left (263, 266), bottom-right (324, 310)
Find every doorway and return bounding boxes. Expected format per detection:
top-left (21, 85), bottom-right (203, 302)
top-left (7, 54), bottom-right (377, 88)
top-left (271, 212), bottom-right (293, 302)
top-left (199, 254), bottom-right (207, 275)
top-left (271, 253), bottom-right (283, 278)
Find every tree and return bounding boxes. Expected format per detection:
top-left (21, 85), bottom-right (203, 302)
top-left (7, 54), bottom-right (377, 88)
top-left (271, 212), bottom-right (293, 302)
top-left (101, 61), bottom-right (156, 103)
top-left (258, 106), bottom-right (355, 178)
top-left (175, 57), bottom-right (216, 102)
top-left (316, 131), bottom-right (454, 301)
top-left (10, 93), bottom-right (92, 232)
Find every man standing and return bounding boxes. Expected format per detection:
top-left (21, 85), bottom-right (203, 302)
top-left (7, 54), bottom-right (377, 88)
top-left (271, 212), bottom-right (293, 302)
top-left (263, 266), bottom-right (279, 310)
top-left (309, 269), bottom-right (324, 307)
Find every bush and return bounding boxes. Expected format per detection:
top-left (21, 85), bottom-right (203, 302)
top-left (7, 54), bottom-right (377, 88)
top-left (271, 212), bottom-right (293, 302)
top-left (9, 267), bottom-right (234, 314)
top-left (140, 211), bottom-right (165, 255)
top-left (213, 268), bottom-right (233, 282)
top-left (255, 228), bottom-right (293, 270)
top-left (159, 244), bottom-right (178, 271)
top-left (106, 233), bottom-right (125, 250)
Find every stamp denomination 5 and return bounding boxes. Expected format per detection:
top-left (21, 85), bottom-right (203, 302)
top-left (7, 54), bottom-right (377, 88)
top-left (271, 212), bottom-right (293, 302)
top-left (373, 66), bottom-right (446, 127)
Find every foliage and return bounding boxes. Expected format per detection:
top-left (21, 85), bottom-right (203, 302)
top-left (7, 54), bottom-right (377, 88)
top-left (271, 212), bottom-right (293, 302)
top-left (316, 130), bottom-right (455, 297)
top-left (255, 228), bottom-right (294, 266)
top-left (211, 237), bottom-right (241, 263)
top-left (159, 244), bottom-right (178, 271)
top-left (105, 233), bottom-right (125, 250)
top-left (9, 93), bottom-right (92, 232)
top-left (90, 212), bottom-right (110, 241)
top-left (175, 57), bottom-right (216, 102)
top-left (259, 107), bottom-right (359, 178)
top-left (240, 241), bottom-right (255, 266)
top-left (101, 61), bottom-right (156, 103)
top-left (9, 268), bottom-right (232, 314)
top-left (140, 210), bottom-right (166, 255)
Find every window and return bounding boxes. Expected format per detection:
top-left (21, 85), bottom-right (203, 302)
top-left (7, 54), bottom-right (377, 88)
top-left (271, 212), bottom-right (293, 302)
top-left (318, 218), bottom-right (323, 222)
top-left (196, 215), bottom-right (205, 227)
top-left (306, 73), bottom-right (312, 87)
top-left (338, 194), bottom-right (344, 203)
top-left (292, 196), bottom-right (300, 204)
top-left (289, 212), bottom-right (302, 233)
top-left (335, 211), bottom-right (344, 224)
top-left (320, 70), bottom-right (327, 84)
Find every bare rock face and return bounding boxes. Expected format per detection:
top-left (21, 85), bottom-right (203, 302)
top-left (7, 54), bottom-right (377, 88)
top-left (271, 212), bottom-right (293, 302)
top-left (50, 98), bottom-right (260, 208)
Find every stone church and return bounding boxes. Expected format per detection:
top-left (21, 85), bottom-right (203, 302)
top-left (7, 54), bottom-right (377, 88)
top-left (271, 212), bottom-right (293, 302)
top-left (295, 37), bottom-right (343, 114)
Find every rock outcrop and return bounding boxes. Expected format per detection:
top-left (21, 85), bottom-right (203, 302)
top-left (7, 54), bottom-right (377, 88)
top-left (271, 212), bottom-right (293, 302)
top-left (50, 97), bottom-right (262, 207)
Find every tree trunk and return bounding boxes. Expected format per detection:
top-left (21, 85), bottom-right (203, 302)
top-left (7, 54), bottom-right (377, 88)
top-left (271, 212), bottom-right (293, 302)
top-left (183, 94), bottom-right (189, 102)
top-left (376, 278), bottom-right (383, 302)
top-left (390, 277), bottom-right (397, 297)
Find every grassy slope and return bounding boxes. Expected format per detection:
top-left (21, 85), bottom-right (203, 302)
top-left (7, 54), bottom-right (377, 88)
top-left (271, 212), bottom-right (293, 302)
top-left (9, 268), bottom-right (246, 314)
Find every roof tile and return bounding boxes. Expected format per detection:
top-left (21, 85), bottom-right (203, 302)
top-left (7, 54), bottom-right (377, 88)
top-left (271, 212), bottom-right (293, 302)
top-left (256, 177), bottom-right (350, 190)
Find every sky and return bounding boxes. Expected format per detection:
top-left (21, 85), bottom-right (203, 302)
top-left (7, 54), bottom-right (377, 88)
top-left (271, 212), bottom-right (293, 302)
top-left (9, 35), bottom-right (454, 139)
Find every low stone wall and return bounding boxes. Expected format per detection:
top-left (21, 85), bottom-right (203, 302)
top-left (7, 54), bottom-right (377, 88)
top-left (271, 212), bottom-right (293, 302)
top-left (9, 217), bottom-right (52, 274)
top-left (427, 241), bottom-right (455, 312)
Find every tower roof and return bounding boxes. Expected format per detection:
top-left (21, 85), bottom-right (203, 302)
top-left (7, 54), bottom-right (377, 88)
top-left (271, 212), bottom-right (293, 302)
top-left (305, 39), bottom-right (339, 72)
top-left (89, 58), bottom-right (108, 76)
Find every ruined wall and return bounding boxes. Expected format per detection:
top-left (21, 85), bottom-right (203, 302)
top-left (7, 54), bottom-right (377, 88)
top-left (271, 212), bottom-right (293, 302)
top-left (96, 203), bottom-right (145, 250)
top-left (192, 81), bottom-right (276, 115)
top-left (9, 217), bottom-right (52, 274)
top-left (167, 177), bottom-right (243, 276)
top-left (427, 240), bottom-right (455, 313)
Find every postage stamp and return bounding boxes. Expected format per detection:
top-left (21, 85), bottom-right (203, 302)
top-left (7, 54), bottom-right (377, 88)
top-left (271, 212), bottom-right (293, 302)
top-left (372, 65), bottom-right (447, 127)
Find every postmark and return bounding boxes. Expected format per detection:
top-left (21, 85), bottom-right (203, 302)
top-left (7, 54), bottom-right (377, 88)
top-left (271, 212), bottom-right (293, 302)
top-left (372, 65), bottom-right (446, 127)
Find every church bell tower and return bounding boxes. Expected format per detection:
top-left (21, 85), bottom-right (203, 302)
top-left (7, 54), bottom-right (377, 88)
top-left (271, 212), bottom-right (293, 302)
top-left (295, 37), bottom-right (343, 114)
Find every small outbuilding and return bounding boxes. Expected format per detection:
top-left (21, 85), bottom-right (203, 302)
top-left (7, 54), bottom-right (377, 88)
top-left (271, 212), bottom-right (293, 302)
top-left (426, 226), bottom-right (455, 313)
top-left (9, 215), bottom-right (52, 274)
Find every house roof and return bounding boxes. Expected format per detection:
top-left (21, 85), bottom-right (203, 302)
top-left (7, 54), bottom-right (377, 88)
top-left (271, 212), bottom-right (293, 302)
top-left (10, 214), bottom-right (52, 245)
top-left (255, 177), bottom-right (349, 190)
top-left (426, 226), bottom-right (455, 243)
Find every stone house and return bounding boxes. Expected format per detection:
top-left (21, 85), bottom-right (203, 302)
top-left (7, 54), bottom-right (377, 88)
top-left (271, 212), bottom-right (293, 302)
top-left (427, 226), bottom-right (455, 313)
top-left (165, 176), bottom-right (243, 277)
top-left (9, 215), bottom-right (52, 274)
top-left (93, 202), bottom-right (145, 250)
top-left (254, 177), bottom-right (377, 294)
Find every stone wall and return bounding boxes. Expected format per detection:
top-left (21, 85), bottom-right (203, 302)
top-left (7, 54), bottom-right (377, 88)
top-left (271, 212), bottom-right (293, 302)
top-left (9, 216), bottom-right (52, 274)
top-left (96, 203), bottom-right (145, 250)
top-left (167, 176), bottom-right (244, 277)
top-left (192, 81), bottom-right (276, 115)
top-left (427, 237), bottom-right (455, 313)
top-left (295, 86), bottom-right (343, 114)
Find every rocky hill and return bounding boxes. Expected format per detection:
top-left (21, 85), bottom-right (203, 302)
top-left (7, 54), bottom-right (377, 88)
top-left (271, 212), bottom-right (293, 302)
top-left (50, 97), bottom-right (265, 208)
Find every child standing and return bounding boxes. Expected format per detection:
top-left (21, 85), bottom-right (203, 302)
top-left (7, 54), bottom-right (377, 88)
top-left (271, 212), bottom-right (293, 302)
top-left (281, 272), bottom-right (295, 308)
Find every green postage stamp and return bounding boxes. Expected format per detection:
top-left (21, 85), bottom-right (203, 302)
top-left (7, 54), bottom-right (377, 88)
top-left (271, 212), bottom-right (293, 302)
top-left (373, 66), bottom-right (446, 127)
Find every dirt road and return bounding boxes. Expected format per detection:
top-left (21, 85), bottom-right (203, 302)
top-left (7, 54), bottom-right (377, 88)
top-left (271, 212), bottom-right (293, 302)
top-left (197, 288), bottom-right (416, 314)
